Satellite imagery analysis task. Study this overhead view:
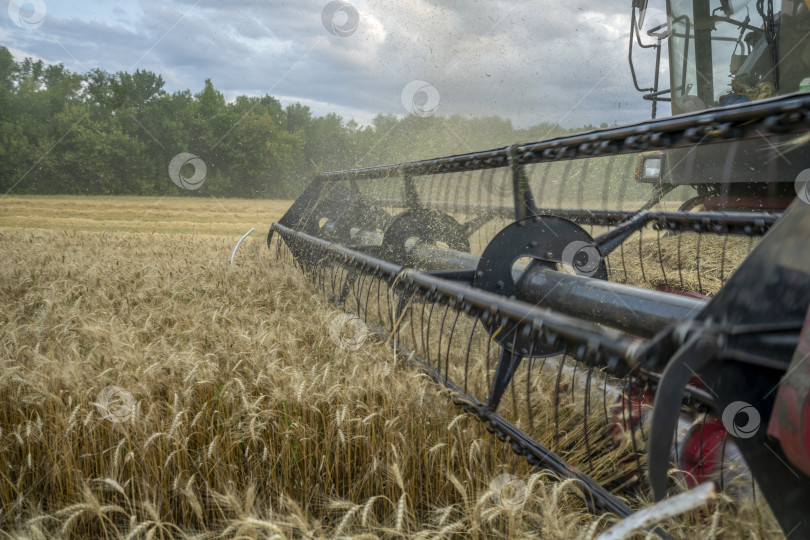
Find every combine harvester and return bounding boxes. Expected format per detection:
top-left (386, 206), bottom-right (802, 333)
top-left (271, 0), bottom-right (810, 536)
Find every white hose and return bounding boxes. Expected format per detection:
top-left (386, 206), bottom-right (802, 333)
top-left (230, 227), bottom-right (255, 267)
top-left (596, 482), bottom-right (717, 540)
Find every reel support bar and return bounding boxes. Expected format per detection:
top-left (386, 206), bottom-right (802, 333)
top-left (518, 266), bottom-right (703, 337)
top-left (343, 204), bottom-right (779, 234)
top-left (391, 241), bottom-right (704, 337)
top-left (318, 92), bottom-right (810, 182)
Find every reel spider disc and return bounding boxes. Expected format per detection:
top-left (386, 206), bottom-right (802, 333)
top-left (473, 215), bottom-right (607, 355)
top-left (382, 209), bottom-right (471, 268)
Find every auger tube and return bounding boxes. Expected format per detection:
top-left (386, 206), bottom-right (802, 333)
top-left (409, 242), bottom-right (704, 337)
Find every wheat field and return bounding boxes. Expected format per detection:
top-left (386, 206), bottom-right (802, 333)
top-left (0, 196), bottom-right (784, 538)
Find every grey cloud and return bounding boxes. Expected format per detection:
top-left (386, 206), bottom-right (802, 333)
top-left (1, 0), bottom-right (667, 129)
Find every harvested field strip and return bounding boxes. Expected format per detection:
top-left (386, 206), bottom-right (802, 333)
top-left (0, 196), bottom-right (291, 236)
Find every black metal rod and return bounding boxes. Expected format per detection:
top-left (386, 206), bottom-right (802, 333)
top-left (517, 266), bottom-right (703, 338)
top-left (595, 210), bottom-right (651, 254)
top-left (408, 243), bottom-right (705, 337)
top-left (317, 93), bottom-right (810, 182)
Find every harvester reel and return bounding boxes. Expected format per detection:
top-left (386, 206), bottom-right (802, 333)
top-left (272, 93), bottom-right (810, 538)
top-left (323, 198), bottom-right (393, 244)
top-left (381, 208), bottom-right (470, 268)
top-left (473, 215), bottom-right (607, 355)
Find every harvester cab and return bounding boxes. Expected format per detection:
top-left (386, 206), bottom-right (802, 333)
top-left (631, 0), bottom-right (810, 210)
top-left (271, 1), bottom-right (810, 537)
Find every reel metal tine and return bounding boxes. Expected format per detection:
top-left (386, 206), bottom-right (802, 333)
top-left (313, 252), bottom-right (323, 291)
top-left (554, 350), bottom-right (568, 452)
top-left (619, 241), bottom-right (629, 283)
top-left (600, 156), bottom-right (616, 211)
top-left (603, 372), bottom-right (610, 427)
top-left (462, 313), bottom-right (479, 396)
top-left (322, 255), bottom-right (333, 292)
top-left (698, 412), bottom-right (708, 488)
top-left (445, 308), bottom-right (462, 383)
top-left (696, 232), bottom-right (704, 295)
top-left (329, 257), bottom-right (342, 297)
top-left (616, 157), bottom-right (632, 211)
top-left (585, 367), bottom-right (594, 473)
top-left (363, 270), bottom-right (376, 322)
top-left (384, 275), bottom-right (396, 331)
top-left (329, 260), bottom-right (342, 300)
top-left (348, 265), bottom-right (362, 315)
top-left (672, 414), bottom-right (681, 480)
top-left (408, 290), bottom-right (419, 356)
top-left (638, 226), bottom-right (648, 285)
top-left (656, 227), bottom-right (669, 287)
top-left (752, 473), bottom-right (757, 506)
top-left (461, 171), bottom-right (471, 217)
top-left (436, 301), bottom-right (452, 377)
top-left (577, 158), bottom-right (590, 210)
top-left (571, 356), bottom-right (578, 399)
top-left (417, 291), bottom-right (429, 360)
top-left (626, 375), bottom-right (644, 482)
top-left (718, 431), bottom-right (729, 493)
top-left (353, 268), bottom-right (367, 317)
top-left (510, 332), bottom-right (520, 422)
top-left (484, 319), bottom-right (497, 393)
top-left (448, 171), bottom-right (460, 216)
top-left (362, 270), bottom-right (372, 321)
top-left (481, 167), bottom-right (494, 208)
top-left (677, 229), bottom-right (684, 290)
top-left (619, 373), bottom-right (630, 449)
top-left (374, 272), bottom-right (383, 324)
top-left (720, 233), bottom-right (729, 286)
top-left (556, 161), bottom-right (573, 209)
top-left (526, 338), bottom-right (536, 435)
top-left (424, 295), bottom-right (438, 369)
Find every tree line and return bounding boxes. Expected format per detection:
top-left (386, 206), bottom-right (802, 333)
top-left (0, 47), bottom-right (607, 199)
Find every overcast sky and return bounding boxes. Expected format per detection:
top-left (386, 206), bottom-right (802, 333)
top-left (1, 0), bottom-right (672, 129)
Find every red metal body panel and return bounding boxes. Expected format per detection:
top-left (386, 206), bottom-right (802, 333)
top-left (767, 309), bottom-right (810, 478)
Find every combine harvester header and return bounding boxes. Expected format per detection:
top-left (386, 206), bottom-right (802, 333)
top-left (271, 92), bottom-right (810, 537)
top-left (271, 0), bottom-right (810, 535)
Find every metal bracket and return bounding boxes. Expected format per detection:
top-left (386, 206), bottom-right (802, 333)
top-left (647, 328), bottom-right (722, 501)
top-left (506, 144), bottom-right (539, 220)
top-left (487, 348), bottom-right (523, 411)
